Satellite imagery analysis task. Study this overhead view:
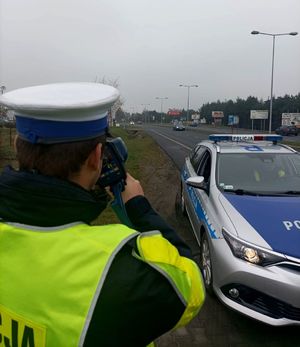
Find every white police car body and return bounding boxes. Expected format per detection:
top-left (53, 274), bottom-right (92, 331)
top-left (181, 134), bottom-right (300, 326)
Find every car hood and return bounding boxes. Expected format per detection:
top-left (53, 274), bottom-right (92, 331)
top-left (220, 193), bottom-right (300, 259)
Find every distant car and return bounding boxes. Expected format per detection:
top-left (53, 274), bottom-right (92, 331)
top-left (181, 134), bottom-right (300, 326)
top-left (115, 123), bottom-right (120, 127)
top-left (129, 121), bottom-right (135, 125)
top-left (275, 125), bottom-right (299, 136)
top-left (173, 121), bottom-right (185, 131)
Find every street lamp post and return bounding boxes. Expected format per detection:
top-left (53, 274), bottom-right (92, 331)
top-left (155, 97), bottom-right (168, 124)
top-left (179, 84), bottom-right (198, 123)
top-left (251, 30), bottom-right (298, 133)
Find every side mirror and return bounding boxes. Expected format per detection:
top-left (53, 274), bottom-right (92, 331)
top-left (186, 176), bottom-right (205, 189)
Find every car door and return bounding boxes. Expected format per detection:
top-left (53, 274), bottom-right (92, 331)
top-left (186, 148), bottom-right (212, 239)
top-left (190, 151), bottom-right (212, 234)
top-left (184, 145), bottom-right (206, 221)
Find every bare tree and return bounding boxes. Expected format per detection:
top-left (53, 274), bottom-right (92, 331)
top-left (0, 86), bottom-right (8, 122)
top-left (94, 77), bottom-right (125, 125)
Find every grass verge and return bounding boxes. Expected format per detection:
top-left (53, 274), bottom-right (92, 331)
top-left (0, 127), bottom-right (17, 171)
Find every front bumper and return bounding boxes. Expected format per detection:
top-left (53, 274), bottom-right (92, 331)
top-left (211, 239), bottom-right (300, 326)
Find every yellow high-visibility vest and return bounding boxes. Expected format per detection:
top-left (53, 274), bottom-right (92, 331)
top-left (0, 222), bottom-right (205, 346)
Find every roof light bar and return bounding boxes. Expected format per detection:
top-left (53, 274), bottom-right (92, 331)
top-left (209, 134), bottom-right (282, 144)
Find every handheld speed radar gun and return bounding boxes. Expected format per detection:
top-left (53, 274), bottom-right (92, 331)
top-left (97, 137), bottom-right (132, 227)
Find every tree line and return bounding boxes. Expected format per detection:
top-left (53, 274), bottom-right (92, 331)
top-left (200, 94), bottom-right (300, 130)
top-left (116, 93), bottom-right (300, 130)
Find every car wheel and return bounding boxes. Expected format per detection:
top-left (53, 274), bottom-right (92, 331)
top-left (200, 232), bottom-right (214, 295)
top-left (180, 184), bottom-right (187, 216)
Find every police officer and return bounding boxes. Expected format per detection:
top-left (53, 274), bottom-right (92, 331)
top-left (0, 82), bottom-right (205, 347)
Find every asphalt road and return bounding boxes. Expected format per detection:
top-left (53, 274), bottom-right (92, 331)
top-left (143, 124), bottom-right (299, 347)
top-left (144, 124), bottom-right (299, 170)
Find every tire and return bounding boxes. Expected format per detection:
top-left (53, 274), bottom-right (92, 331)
top-left (180, 184), bottom-right (187, 217)
top-left (200, 232), bottom-right (214, 295)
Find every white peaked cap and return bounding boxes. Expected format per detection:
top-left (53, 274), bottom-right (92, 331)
top-left (0, 82), bottom-right (120, 143)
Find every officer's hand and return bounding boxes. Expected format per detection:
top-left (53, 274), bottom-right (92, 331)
top-left (122, 173), bottom-right (144, 203)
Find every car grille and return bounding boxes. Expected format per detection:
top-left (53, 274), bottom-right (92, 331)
top-left (221, 284), bottom-right (300, 321)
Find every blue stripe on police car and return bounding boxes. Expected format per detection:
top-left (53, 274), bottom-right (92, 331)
top-left (182, 169), bottom-right (217, 239)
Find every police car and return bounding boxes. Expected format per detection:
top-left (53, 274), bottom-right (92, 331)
top-left (180, 134), bottom-right (300, 326)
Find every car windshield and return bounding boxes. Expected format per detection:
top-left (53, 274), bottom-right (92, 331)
top-left (217, 152), bottom-right (300, 194)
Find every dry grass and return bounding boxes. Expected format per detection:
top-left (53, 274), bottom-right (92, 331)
top-left (0, 127), bottom-right (17, 171)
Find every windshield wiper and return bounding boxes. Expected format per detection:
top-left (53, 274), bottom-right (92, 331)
top-left (223, 189), bottom-right (261, 196)
top-left (279, 191), bottom-right (300, 195)
top-left (224, 189), bottom-right (300, 196)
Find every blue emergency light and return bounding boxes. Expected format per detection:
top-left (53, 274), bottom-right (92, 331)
top-left (209, 134), bottom-right (282, 144)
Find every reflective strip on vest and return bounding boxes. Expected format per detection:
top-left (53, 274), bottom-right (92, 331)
top-left (0, 222), bottom-right (138, 346)
top-left (135, 231), bottom-right (205, 329)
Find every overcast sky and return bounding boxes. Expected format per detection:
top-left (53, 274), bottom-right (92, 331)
top-left (1, 0), bottom-right (299, 113)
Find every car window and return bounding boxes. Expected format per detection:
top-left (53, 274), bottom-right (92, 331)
top-left (198, 151), bottom-right (212, 182)
top-left (190, 146), bottom-right (206, 172)
top-left (217, 152), bottom-right (300, 192)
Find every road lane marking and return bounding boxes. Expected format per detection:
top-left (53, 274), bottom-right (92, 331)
top-left (150, 129), bottom-right (192, 150)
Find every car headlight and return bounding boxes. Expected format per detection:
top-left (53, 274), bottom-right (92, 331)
top-left (222, 229), bottom-right (285, 266)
